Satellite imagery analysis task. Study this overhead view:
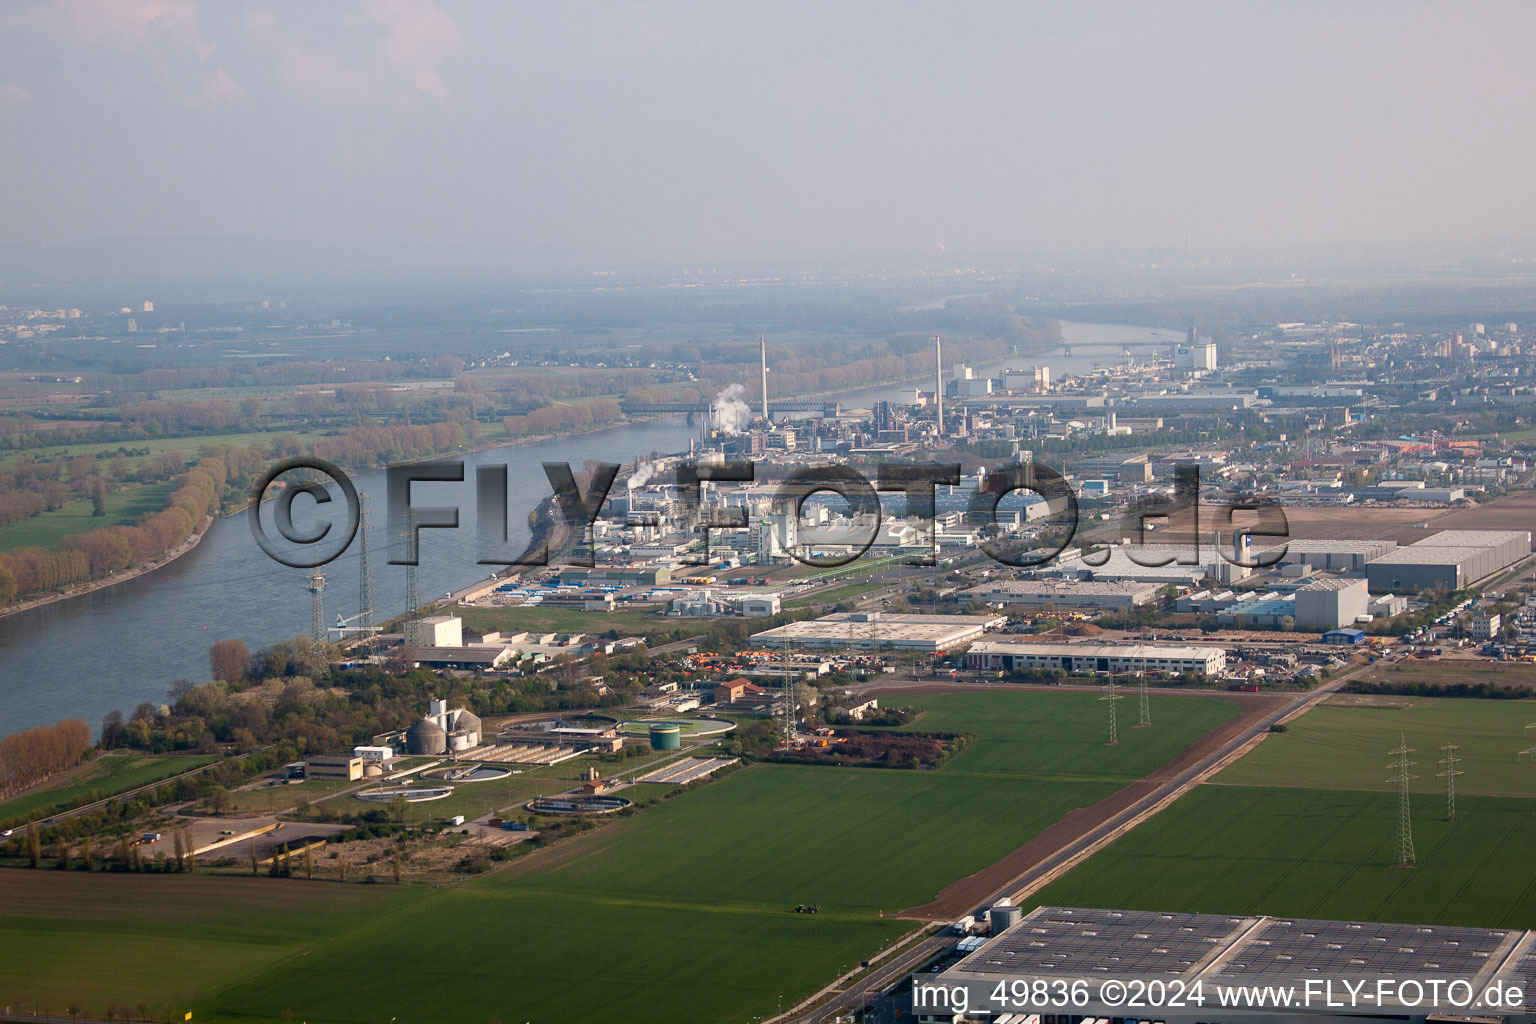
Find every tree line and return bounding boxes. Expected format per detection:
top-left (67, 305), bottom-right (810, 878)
top-left (0, 719), bottom-right (92, 799)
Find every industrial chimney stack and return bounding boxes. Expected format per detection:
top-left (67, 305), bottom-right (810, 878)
top-left (934, 335), bottom-right (944, 436)
top-left (759, 334), bottom-right (769, 425)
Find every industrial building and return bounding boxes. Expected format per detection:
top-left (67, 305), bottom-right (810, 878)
top-left (959, 579), bottom-right (1160, 611)
top-left (1260, 537), bottom-right (1397, 573)
top-left (1365, 529), bottom-right (1529, 591)
top-left (964, 640), bottom-right (1226, 677)
top-left (406, 645), bottom-right (515, 671)
top-left (915, 905), bottom-right (1536, 1023)
top-left (751, 611), bottom-right (1005, 653)
top-left (304, 755), bottom-right (363, 781)
top-left (404, 615), bottom-right (463, 647)
top-left (1294, 577), bottom-right (1370, 630)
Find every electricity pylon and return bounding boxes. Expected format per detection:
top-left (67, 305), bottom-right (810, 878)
top-left (1387, 733), bottom-right (1418, 867)
top-left (1101, 679), bottom-right (1123, 746)
top-left (307, 572), bottom-right (326, 643)
top-left (357, 491), bottom-right (375, 649)
top-left (1437, 742), bottom-right (1462, 821)
top-left (1134, 647), bottom-right (1151, 728)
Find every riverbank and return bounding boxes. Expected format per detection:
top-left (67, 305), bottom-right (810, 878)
top-left (0, 514), bottom-right (215, 622)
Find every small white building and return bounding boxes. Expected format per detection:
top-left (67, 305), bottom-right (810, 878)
top-left (405, 615), bottom-right (462, 648)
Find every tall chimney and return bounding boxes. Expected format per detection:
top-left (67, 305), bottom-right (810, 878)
top-left (759, 334), bottom-right (769, 425)
top-left (935, 335), bottom-right (944, 436)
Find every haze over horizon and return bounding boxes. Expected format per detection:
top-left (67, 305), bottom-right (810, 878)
top-left (3, 0), bottom-right (1536, 284)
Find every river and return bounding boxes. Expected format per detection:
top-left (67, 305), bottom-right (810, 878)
top-left (0, 320), bottom-right (1180, 736)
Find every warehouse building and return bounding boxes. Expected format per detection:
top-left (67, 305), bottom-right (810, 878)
top-left (959, 579), bottom-right (1160, 611)
top-left (1260, 537), bottom-right (1397, 573)
top-left (1366, 529), bottom-right (1529, 591)
top-left (751, 611), bottom-right (1004, 653)
top-left (915, 905), bottom-right (1536, 1024)
top-left (1294, 577), bottom-right (1370, 630)
top-left (964, 640), bottom-right (1225, 677)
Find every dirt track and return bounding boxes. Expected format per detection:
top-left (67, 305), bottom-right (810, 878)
top-left (892, 689), bottom-right (1289, 920)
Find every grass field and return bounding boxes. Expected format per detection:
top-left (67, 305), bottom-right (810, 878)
top-left (0, 482), bottom-right (174, 552)
top-left (0, 753), bottom-right (217, 823)
top-left (1031, 785), bottom-right (1536, 928)
top-left (786, 581), bottom-right (888, 607)
top-left (1215, 696), bottom-right (1536, 796)
top-left (0, 689), bottom-right (1244, 1022)
top-left (1360, 659), bottom-right (1536, 690)
top-left (208, 889), bottom-right (904, 1024)
top-left (0, 872), bottom-right (411, 1013)
top-left (903, 689), bottom-right (1243, 784)
top-left (222, 777), bottom-right (362, 816)
top-left (0, 431), bottom-right (317, 471)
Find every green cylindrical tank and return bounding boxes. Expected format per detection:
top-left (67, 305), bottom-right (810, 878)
top-left (649, 724), bottom-right (682, 751)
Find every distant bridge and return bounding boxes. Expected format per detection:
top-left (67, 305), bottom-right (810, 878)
top-left (623, 400), bottom-right (841, 418)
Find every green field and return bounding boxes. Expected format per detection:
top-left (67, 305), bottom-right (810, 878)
top-left (786, 581), bottom-right (888, 607)
top-left (209, 889), bottom-right (903, 1024)
top-left (0, 753), bottom-right (217, 823)
top-left (0, 431), bottom-right (316, 471)
top-left (904, 689), bottom-right (1242, 783)
top-left (0, 482), bottom-right (175, 552)
top-left (0, 872), bottom-right (411, 1013)
top-left (1215, 696), bottom-right (1536, 796)
top-left (1031, 785), bottom-right (1536, 928)
top-left (0, 689), bottom-right (1245, 1022)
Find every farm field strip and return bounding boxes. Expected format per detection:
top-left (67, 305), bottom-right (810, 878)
top-left (1215, 697), bottom-right (1536, 796)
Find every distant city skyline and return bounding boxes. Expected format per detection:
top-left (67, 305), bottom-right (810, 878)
top-left (3, 0), bottom-right (1536, 283)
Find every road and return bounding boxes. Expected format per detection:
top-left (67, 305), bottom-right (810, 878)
top-left (777, 662), bottom-right (1371, 1024)
top-left (23, 751), bottom-right (267, 829)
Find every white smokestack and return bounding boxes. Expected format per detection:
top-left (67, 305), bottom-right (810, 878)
top-left (760, 334), bottom-right (769, 425)
top-left (935, 335), bottom-right (944, 436)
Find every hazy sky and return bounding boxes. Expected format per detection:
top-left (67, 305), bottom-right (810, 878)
top-left (2, 0), bottom-right (1535, 276)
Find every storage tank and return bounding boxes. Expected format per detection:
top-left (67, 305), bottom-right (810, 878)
top-left (649, 724), bottom-right (682, 751)
top-left (406, 717), bottom-right (447, 755)
top-left (989, 898), bottom-right (1023, 933)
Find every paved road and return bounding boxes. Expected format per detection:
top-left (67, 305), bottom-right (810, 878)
top-left (23, 752), bottom-right (264, 829)
top-left (780, 663), bottom-right (1371, 1024)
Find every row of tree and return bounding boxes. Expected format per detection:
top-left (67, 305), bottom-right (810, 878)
top-left (0, 718), bottom-right (92, 798)
top-left (502, 398), bottom-right (622, 438)
top-left (0, 455), bottom-right (224, 604)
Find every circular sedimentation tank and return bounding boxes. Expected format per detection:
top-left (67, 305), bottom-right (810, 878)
top-left (421, 764), bottom-right (512, 783)
top-left (356, 785), bottom-right (453, 803)
top-left (649, 724), bottom-right (682, 750)
top-left (525, 795), bottom-right (630, 816)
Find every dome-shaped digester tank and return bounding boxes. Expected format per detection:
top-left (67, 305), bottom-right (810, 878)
top-left (406, 717), bottom-right (447, 755)
top-left (649, 724), bottom-right (682, 751)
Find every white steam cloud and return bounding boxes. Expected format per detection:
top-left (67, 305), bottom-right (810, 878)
top-left (628, 460), bottom-right (657, 490)
top-left (710, 383), bottom-right (752, 434)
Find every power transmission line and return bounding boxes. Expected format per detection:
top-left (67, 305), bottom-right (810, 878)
top-left (1387, 733), bottom-right (1418, 867)
top-left (357, 491), bottom-right (375, 650)
top-left (1134, 645), bottom-right (1151, 728)
top-left (1437, 742), bottom-right (1462, 822)
top-left (1101, 679), bottom-right (1123, 746)
top-left (306, 572), bottom-right (326, 644)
